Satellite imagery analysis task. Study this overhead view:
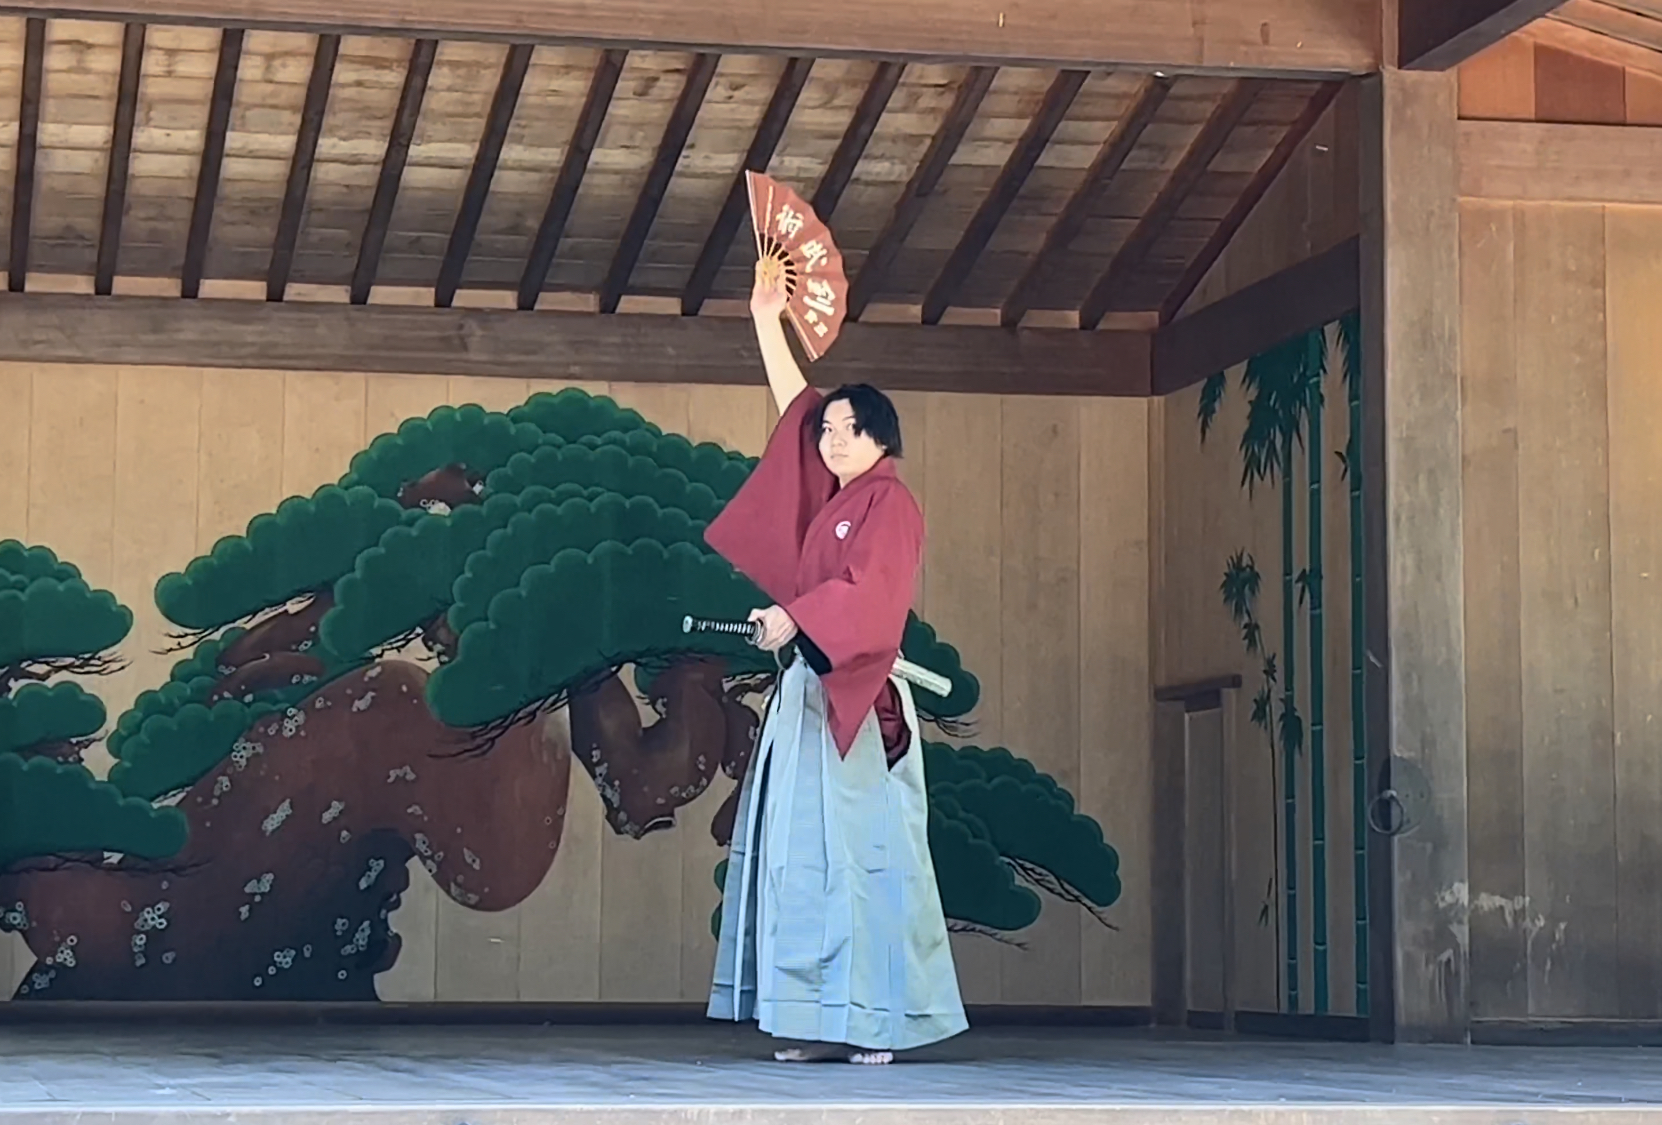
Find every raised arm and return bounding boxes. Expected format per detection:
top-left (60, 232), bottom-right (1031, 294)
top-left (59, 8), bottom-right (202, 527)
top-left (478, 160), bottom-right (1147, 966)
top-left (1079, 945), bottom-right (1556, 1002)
top-left (750, 260), bottom-right (808, 417)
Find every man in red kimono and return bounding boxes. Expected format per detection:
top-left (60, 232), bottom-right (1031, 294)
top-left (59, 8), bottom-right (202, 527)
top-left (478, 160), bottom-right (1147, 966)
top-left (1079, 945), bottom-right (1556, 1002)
top-left (704, 264), bottom-right (967, 1064)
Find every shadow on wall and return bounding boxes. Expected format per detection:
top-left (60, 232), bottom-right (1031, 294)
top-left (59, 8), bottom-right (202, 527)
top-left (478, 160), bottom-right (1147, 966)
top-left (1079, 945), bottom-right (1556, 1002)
top-left (0, 389), bottom-right (1124, 1000)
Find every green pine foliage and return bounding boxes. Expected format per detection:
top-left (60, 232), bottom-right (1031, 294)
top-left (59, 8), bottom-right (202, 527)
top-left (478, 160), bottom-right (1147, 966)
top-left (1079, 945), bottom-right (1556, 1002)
top-left (0, 543), bottom-right (187, 868)
top-left (485, 443), bottom-right (724, 523)
top-left (320, 483), bottom-right (597, 658)
top-left (154, 485), bottom-right (413, 631)
top-left (0, 753), bottom-right (187, 868)
top-left (428, 540), bottom-right (767, 728)
top-left (339, 404), bottom-right (546, 499)
top-left (0, 683), bottom-right (106, 756)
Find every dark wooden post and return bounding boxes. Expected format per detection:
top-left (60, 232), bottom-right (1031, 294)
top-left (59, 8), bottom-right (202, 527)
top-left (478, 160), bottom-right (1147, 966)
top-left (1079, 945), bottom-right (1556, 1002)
top-left (1359, 68), bottom-right (1471, 1044)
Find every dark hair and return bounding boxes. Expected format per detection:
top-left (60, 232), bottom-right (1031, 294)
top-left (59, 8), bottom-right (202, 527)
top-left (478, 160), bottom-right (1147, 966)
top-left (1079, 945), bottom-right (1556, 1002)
top-left (807, 383), bottom-right (904, 458)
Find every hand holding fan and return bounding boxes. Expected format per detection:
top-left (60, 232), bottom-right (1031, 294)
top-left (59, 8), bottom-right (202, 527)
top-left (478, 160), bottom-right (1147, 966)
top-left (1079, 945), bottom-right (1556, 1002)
top-left (745, 170), bottom-right (848, 362)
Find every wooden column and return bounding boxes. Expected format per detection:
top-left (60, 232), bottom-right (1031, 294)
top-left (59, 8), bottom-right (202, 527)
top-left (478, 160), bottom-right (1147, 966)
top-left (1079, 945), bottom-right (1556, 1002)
top-left (1359, 69), bottom-right (1469, 1044)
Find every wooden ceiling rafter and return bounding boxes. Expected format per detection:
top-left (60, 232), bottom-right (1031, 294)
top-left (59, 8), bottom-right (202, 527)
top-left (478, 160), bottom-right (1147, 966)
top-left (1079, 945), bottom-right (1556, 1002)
top-left (181, 27), bottom-right (245, 299)
top-left (0, 0), bottom-right (1379, 76)
top-left (1399, 0), bottom-right (1570, 69)
top-left (999, 74), bottom-right (1172, 329)
top-left (1161, 80), bottom-right (1343, 322)
top-left (350, 36), bottom-right (437, 305)
top-left (1078, 79), bottom-right (1264, 330)
top-left (1548, 0), bottom-right (1662, 54)
top-left (515, 47), bottom-right (626, 311)
top-left (1521, 13), bottom-right (1662, 76)
top-left (809, 61), bottom-right (903, 220)
top-left (267, 31), bottom-right (339, 302)
top-left (435, 42), bottom-right (534, 308)
top-left (95, 21), bottom-right (145, 296)
top-left (597, 51), bottom-right (719, 315)
top-left (0, 15), bottom-right (1354, 395)
top-left (846, 64), bottom-right (997, 320)
top-left (0, 291), bottom-right (1153, 395)
top-left (8, 17), bottom-right (43, 294)
top-left (681, 55), bottom-right (816, 317)
top-left (921, 67), bottom-right (1088, 326)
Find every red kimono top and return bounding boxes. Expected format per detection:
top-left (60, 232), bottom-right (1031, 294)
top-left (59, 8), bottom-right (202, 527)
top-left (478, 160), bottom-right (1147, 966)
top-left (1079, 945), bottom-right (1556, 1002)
top-left (705, 386), bottom-right (922, 760)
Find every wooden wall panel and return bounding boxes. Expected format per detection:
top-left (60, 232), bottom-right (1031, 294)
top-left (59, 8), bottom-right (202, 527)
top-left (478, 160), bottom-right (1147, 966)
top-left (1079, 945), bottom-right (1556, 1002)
top-left (1079, 398), bottom-right (1151, 1005)
top-left (1455, 200), bottom-right (1662, 1020)
top-left (920, 394), bottom-right (1004, 1004)
top-left (0, 368), bottom-right (1148, 1007)
top-left (0, 361), bottom-right (20, 998)
top-left (1459, 33), bottom-right (1661, 126)
top-left (1605, 206), bottom-right (1662, 1019)
top-left (1158, 322), bottom-right (1364, 1017)
top-left (1513, 203), bottom-right (1618, 1019)
top-left (595, 383), bottom-right (692, 1003)
top-left (677, 385), bottom-right (770, 1001)
top-left (998, 397), bottom-right (1082, 1005)
top-left (1459, 202), bottom-right (1528, 1020)
top-left (354, 372), bottom-right (451, 1004)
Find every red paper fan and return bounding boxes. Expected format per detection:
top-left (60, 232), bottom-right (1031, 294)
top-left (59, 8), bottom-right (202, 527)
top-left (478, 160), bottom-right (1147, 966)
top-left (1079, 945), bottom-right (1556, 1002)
top-left (745, 170), bottom-right (848, 362)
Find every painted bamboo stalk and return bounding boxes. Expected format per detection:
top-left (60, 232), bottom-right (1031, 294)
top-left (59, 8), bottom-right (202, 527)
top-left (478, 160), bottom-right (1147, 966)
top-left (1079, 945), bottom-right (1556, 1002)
top-left (1340, 310), bottom-right (1368, 1016)
top-left (1306, 327), bottom-right (1328, 1014)
top-left (1280, 423), bottom-right (1299, 1014)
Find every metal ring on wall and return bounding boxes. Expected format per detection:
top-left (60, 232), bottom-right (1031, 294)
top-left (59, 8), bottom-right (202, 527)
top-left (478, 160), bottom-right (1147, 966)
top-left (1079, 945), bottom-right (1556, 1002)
top-left (1368, 788), bottom-right (1409, 836)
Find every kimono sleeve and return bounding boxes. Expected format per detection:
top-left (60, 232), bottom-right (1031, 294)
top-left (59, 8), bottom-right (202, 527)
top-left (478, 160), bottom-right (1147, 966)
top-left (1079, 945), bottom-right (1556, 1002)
top-left (703, 385), bottom-right (834, 604)
top-left (784, 481), bottom-right (922, 677)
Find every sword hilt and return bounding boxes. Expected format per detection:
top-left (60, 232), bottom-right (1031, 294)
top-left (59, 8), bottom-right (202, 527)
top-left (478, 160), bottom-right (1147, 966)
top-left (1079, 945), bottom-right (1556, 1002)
top-left (682, 615), bottom-right (760, 642)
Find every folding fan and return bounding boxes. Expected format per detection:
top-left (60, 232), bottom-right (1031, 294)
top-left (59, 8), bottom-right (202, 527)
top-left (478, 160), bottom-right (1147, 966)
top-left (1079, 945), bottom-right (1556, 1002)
top-left (745, 170), bottom-right (849, 362)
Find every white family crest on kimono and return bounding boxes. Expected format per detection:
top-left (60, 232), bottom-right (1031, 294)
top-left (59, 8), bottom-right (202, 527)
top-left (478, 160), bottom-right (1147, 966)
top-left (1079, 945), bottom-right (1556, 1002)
top-left (702, 384), bottom-right (967, 1053)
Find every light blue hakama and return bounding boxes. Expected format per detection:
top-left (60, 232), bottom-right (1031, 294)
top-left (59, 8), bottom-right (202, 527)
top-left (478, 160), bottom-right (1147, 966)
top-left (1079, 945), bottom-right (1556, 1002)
top-left (707, 657), bottom-right (967, 1051)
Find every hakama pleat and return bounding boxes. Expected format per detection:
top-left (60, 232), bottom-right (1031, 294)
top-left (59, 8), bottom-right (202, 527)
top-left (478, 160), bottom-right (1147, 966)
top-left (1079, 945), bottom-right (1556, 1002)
top-left (707, 659), bottom-right (967, 1051)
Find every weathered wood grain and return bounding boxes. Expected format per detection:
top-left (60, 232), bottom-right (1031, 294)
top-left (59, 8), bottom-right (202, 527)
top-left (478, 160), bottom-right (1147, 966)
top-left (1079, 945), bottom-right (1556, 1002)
top-left (0, 0), bottom-right (1378, 75)
top-left (1459, 120), bottom-right (1662, 204)
top-left (1457, 200), bottom-right (1526, 1020)
top-left (0, 292), bottom-right (1152, 393)
top-left (1514, 203), bottom-right (1617, 1020)
top-left (1359, 68), bottom-right (1466, 1043)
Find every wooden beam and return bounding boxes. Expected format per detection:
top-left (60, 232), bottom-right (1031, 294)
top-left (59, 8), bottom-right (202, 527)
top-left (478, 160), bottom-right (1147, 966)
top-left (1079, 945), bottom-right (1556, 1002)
top-left (267, 32), bottom-right (338, 301)
top-left (1151, 236), bottom-right (1359, 395)
top-left (435, 43), bottom-right (532, 308)
top-left (1459, 120), bottom-right (1662, 203)
top-left (847, 65), bottom-right (995, 320)
top-left (921, 68), bottom-right (1087, 326)
top-left (598, 52), bottom-right (718, 315)
top-left (1525, 15), bottom-right (1662, 78)
top-left (1160, 81), bottom-right (1343, 322)
top-left (94, 21), bottom-right (145, 297)
top-left (681, 56), bottom-right (814, 316)
top-left (0, 293), bottom-right (1151, 396)
top-left (350, 37), bottom-right (436, 305)
top-left (1553, 0), bottom-right (1662, 53)
top-left (1399, 0), bottom-right (1568, 70)
top-left (181, 27), bottom-right (244, 299)
top-left (810, 61), bottom-right (902, 221)
top-left (1360, 67), bottom-right (1466, 1044)
top-left (1078, 80), bottom-right (1262, 328)
top-left (0, 0), bottom-right (1378, 77)
top-left (7, 17), bottom-right (44, 293)
top-left (1000, 75), bottom-right (1171, 328)
top-left (516, 48), bottom-right (625, 311)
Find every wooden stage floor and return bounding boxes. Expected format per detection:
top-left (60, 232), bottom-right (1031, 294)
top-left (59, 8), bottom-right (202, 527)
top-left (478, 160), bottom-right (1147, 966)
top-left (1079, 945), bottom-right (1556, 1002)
top-left (0, 1024), bottom-right (1658, 1124)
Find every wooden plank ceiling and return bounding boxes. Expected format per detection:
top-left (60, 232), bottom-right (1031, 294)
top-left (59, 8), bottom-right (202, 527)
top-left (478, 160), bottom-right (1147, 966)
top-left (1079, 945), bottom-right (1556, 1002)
top-left (1533, 0), bottom-right (1662, 71)
top-left (0, 16), bottom-right (1340, 353)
